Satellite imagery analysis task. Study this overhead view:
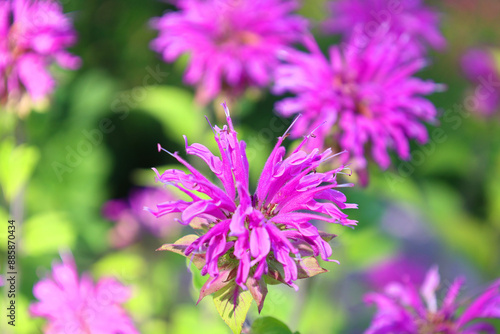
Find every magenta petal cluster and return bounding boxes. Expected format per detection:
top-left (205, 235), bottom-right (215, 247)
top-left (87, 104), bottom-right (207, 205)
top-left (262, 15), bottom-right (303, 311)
top-left (323, 0), bottom-right (446, 54)
top-left (0, 0), bottom-right (80, 104)
top-left (103, 187), bottom-right (181, 248)
top-left (461, 48), bottom-right (500, 116)
top-left (273, 32), bottom-right (443, 171)
top-left (149, 103), bottom-right (356, 308)
top-left (150, 0), bottom-right (307, 104)
top-left (30, 254), bottom-right (139, 334)
top-left (364, 266), bottom-right (500, 334)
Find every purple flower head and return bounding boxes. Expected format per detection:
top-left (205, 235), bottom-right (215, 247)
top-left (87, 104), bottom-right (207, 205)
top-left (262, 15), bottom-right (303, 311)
top-left (364, 256), bottom-right (428, 290)
top-left (323, 0), bottom-right (446, 55)
top-left (30, 253), bottom-right (139, 334)
top-left (364, 266), bottom-right (500, 334)
top-left (103, 187), bottom-right (182, 248)
top-left (0, 0), bottom-right (80, 108)
top-left (149, 103), bottom-right (357, 311)
top-left (461, 48), bottom-right (500, 116)
top-left (273, 32), bottom-right (444, 175)
top-left (150, 0), bottom-right (307, 104)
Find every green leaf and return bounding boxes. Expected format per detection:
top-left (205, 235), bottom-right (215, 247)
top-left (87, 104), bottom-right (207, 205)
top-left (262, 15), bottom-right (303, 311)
top-left (0, 139), bottom-right (40, 202)
top-left (23, 212), bottom-right (76, 255)
top-left (136, 86), bottom-right (204, 144)
top-left (93, 251), bottom-right (146, 282)
top-left (213, 282), bottom-right (253, 334)
top-left (250, 317), bottom-right (293, 334)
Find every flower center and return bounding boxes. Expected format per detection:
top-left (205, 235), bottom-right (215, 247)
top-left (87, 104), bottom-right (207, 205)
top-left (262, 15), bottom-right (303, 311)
top-left (416, 312), bottom-right (456, 334)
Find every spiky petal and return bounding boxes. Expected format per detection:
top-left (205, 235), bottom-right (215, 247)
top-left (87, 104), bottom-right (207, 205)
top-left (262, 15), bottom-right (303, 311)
top-left (151, 103), bottom-right (356, 309)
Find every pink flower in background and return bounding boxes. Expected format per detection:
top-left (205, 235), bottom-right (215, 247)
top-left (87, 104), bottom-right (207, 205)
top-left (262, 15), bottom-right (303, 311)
top-left (0, 0), bottom-right (80, 106)
top-left (364, 256), bottom-right (428, 290)
top-left (323, 0), bottom-right (445, 54)
top-left (149, 103), bottom-right (356, 310)
top-left (102, 187), bottom-right (181, 248)
top-left (273, 32), bottom-right (443, 177)
top-left (364, 266), bottom-right (500, 334)
top-left (150, 0), bottom-right (307, 104)
top-left (461, 48), bottom-right (500, 116)
top-left (30, 253), bottom-right (138, 334)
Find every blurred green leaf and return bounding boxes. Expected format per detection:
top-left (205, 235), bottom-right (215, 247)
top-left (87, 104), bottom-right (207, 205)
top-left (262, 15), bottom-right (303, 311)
top-left (213, 283), bottom-right (253, 334)
top-left (69, 70), bottom-right (117, 122)
top-left (250, 317), bottom-right (294, 334)
top-left (140, 319), bottom-right (170, 334)
top-left (297, 293), bottom-right (345, 334)
top-left (93, 251), bottom-right (146, 282)
top-left (170, 304), bottom-right (230, 334)
top-left (0, 138), bottom-right (40, 202)
top-left (487, 154), bottom-right (500, 228)
top-left (136, 86), bottom-right (204, 144)
top-left (422, 182), bottom-right (498, 272)
top-left (335, 227), bottom-right (397, 269)
top-left (23, 212), bottom-right (76, 255)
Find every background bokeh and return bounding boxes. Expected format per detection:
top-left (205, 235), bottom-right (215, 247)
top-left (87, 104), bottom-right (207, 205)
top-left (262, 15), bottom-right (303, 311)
top-left (1, 0), bottom-right (500, 333)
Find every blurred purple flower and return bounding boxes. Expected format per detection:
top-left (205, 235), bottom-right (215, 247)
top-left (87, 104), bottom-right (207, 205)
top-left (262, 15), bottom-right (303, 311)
top-left (461, 48), bottom-right (500, 116)
top-left (365, 266), bottom-right (500, 334)
top-left (102, 187), bottom-right (181, 248)
top-left (323, 0), bottom-right (446, 55)
top-left (364, 256), bottom-right (428, 290)
top-left (273, 32), bottom-right (444, 177)
top-left (149, 103), bottom-right (356, 310)
top-left (0, 0), bottom-right (80, 107)
top-left (150, 0), bottom-right (307, 104)
top-left (30, 253), bottom-right (138, 334)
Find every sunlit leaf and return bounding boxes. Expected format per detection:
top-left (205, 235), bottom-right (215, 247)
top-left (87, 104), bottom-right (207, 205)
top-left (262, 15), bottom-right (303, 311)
top-left (213, 282), bottom-right (253, 334)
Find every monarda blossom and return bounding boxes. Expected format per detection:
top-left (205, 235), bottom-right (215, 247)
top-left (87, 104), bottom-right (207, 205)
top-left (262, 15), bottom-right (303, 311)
top-left (103, 187), bottom-right (181, 248)
top-left (273, 32), bottom-right (444, 178)
top-left (364, 266), bottom-right (500, 334)
top-left (150, 0), bottom-right (307, 104)
top-left (461, 47), bottom-right (500, 116)
top-left (30, 253), bottom-right (139, 334)
top-left (0, 0), bottom-right (80, 111)
top-left (323, 0), bottom-right (446, 55)
top-left (149, 103), bottom-right (357, 313)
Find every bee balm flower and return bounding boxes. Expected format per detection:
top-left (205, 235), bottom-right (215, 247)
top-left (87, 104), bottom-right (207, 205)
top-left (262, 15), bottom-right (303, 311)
top-left (30, 254), bottom-right (139, 334)
top-left (461, 48), bottom-right (500, 116)
top-left (150, 0), bottom-right (307, 104)
top-left (323, 0), bottom-right (446, 55)
top-left (273, 32), bottom-right (444, 176)
top-left (149, 103), bottom-right (357, 312)
top-left (364, 266), bottom-right (500, 334)
top-left (0, 0), bottom-right (80, 109)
